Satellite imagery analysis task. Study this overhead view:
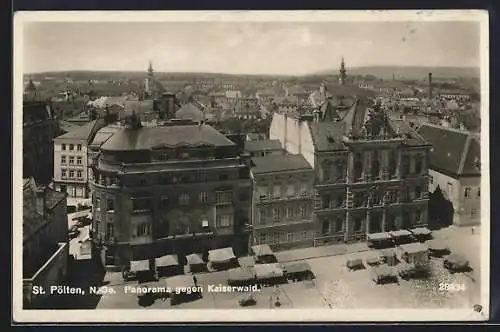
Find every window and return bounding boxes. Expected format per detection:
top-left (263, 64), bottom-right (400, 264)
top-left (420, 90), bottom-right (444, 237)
top-left (301, 231), bottom-right (307, 240)
top-left (69, 170), bottom-right (75, 178)
top-left (415, 186), bottom-right (422, 199)
top-left (388, 151), bottom-right (397, 178)
top-left (132, 197), bottom-right (151, 211)
top-left (216, 215), bottom-right (232, 228)
top-left (61, 169), bottom-right (67, 178)
top-left (354, 160), bottom-right (363, 180)
top-left (372, 191), bottom-right (383, 206)
top-left (179, 193), bottom-right (190, 205)
top-left (77, 170), bottom-right (83, 178)
top-left (157, 151), bottom-right (169, 161)
top-left (106, 223), bottom-right (114, 240)
top-left (61, 156), bottom-right (66, 164)
top-left (429, 176), bottom-right (433, 184)
top-left (333, 218), bottom-right (343, 232)
top-left (322, 166), bottom-right (331, 181)
top-left (216, 190), bottom-right (232, 204)
top-left (464, 187), bottom-right (471, 199)
top-left (322, 194), bottom-right (331, 209)
top-left (160, 196), bottom-right (169, 210)
top-left (69, 144), bottom-right (74, 151)
top-left (258, 232), bottom-right (266, 244)
top-left (136, 223), bottom-right (150, 236)
top-left (199, 192), bottom-right (208, 204)
top-left (354, 192), bottom-right (365, 207)
top-left (321, 220), bottom-right (330, 235)
top-left (272, 208), bottom-right (280, 222)
top-left (471, 208), bottom-right (477, 217)
top-left (287, 232), bottom-right (294, 242)
top-left (273, 232), bottom-right (280, 244)
top-left (402, 155), bottom-right (410, 176)
top-left (372, 152), bottom-right (380, 179)
top-left (69, 156), bottom-right (75, 165)
top-left (77, 156), bottom-right (82, 165)
top-left (259, 209), bottom-right (266, 224)
top-left (219, 174), bottom-right (228, 181)
top-left (336, 194), bottom-right (344, 207)
top-left (286, 183), bottom-right (295, 197)
top-left (287, 207), bottom-right (294, 218)
top-left (77, 144), bottom-right (82, 151)
top-left (477, 187), bottom-right (481, 198)
top-left (414, 209), bottom-right (422, 223)
top-left (94, 197), bottom-right (101, 212)
top-left (62, 144), bottom-right (66, 150)
top-left (300, 182), bottom-right (308, 195)
top-left (107, 199), bottom-right (114, 212)
top-left (335, 161), bottom-right (345, 180)
top-left (300, 205), bottom-right (307, 217)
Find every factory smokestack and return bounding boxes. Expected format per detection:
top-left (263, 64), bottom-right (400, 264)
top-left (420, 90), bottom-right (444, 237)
top-left (428, 72), bottom-right (433, 99)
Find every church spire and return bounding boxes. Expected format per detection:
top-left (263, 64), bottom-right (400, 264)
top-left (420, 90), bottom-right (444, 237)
top-left (339, 56), bottom-right (347, 85)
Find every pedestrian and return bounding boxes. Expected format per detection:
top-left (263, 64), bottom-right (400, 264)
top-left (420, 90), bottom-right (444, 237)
top-left (193, 275), bottom-right (198, 286)
top-left (471, 227), bottom-right (475, 234)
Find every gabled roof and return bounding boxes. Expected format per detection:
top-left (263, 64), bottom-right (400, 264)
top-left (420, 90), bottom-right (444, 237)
top-left (175, 102), bottom-right (205, 122)
top-left (417, 124), bottom-right (481, 176)
top-left (244, 139), bottom-right (282, 152)
top-left (55, 119), bottom-right (100, 141)
top-left (251, 154), bottom-right (312, 174)
top-left (59, 120), bottom-right (82, 133)
top-left (324, 84), bottom-right (376, 98)
top-left (308, 121), bottom-right (346, 152)
top-left (100, 124), bottom-right (235, 151)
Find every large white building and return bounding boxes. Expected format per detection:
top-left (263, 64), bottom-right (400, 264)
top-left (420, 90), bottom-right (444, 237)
top-left (53, 119), bottom-right (106, 198)
top-left (417, 124), bottom-right (481, 226)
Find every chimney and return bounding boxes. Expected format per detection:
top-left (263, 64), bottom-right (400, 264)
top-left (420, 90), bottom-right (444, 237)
top-left (428, 72), bottom-right (433, 99)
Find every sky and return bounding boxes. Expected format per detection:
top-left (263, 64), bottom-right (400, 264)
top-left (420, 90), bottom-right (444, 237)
top-left (22, 21), bottom-right (480, 75)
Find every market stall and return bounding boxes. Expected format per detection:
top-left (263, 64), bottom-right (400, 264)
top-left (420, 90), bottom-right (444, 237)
top-left (372, 266), bottom-right (398, 284)
top-left (155, 254), bottom-right (183, 277)
top-left (365, 252), bottom-right (383, 266)
top-left (366, 232), bottom-right (393, 249)
top-left (251, 244), bottom-right (277, 264)
top-left (399, 243), bottom-right (429, 265)
top-left (408, 227), bottom-right (432, 241)
top-left (428, 240), bottom-right (450, 257)
top-left (390, 230), bottom-right (415, 245)
top-left (282, 261), bottom-right (314, 281)
top-left (443, 254), bottom-right (470, 273)
top-left (238, 256), bottom-right (256, 270)
top-left (346, 258), bottom-right (365, 271)
top-left (208, 247), bottom-right (238, 271)
top-left (125, 259), bottom-right (154, 282)
top-left (254, 263), bottom-right (286, 286)
top-left (380, 248), bottom-right (399, 266)
top-left (166, 275), bottom-right (202, 305)
top-left (186, 253), bottom-right (207, 273)
top-left (228, 267), bottom-right (257, 286)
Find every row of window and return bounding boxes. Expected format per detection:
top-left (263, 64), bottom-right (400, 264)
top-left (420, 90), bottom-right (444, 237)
top-left (61, 169), bottom-right (83, 179)
top-left (61, 143), bottom-right (82, 151)
top-left (258, 204), bottom-right (310, 224)
top-left (94, 172), bottom-right (233, 187)
top-left (60, 155), bottom-right (83, 165)
top-left (464, 187), bottom-right (481, 199)
top-left (94, 191), bottom-right (234, 213)
top-left (257, 183), bottom-right (309, 199)
top-left (256, 230), bottom-right (313, 245)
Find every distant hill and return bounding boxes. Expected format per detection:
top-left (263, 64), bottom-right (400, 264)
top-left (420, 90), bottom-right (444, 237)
top-left (313, 66), bottom-right (480, 80)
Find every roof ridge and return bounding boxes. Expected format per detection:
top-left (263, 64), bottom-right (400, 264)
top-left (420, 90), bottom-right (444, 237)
top-left (457, 134), bottom-right (473, 175)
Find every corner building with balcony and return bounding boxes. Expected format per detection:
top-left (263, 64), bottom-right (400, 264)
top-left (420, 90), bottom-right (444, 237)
top-left (270, 97), bottom-right (431, 245)
top-left (90, 117), bottom-right (251, 268)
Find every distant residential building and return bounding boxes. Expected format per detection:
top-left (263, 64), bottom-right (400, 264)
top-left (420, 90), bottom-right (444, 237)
top-left (250, 154), bottom-right (315, 250)
top-left (234, 98), bottom-right (260, 119)
top-left (246, 133), bottom-right (268, 141)
top-left (244, 139), bottom-right (284, 157)
top-left (23, 177), bottom-right (68, 308)
top-left (417, 124), bottom-right (481, 226)
top-left (89, 116), bottom-right (251, 268)
top-left (53, 119), bottom-right (107, 198)
top-left (271, 98), bottom-right (431, 245)
top-left (23, 101), bottom-right (60, 185)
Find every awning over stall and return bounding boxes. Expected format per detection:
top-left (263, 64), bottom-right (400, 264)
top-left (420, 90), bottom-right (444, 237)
top-left (238, 256), bottom-right (256, 269)
top-left (228, 267), bottom-right (256, 282)
top-left (399, 243), bottom-right (429, 254)
top-left (409, 227), bottom-right (432, 236)
top-left (130, 259), bottom-right (150, 273)
top-left (389, 230), bottom-right (412, 238)
top-left (282, 261), bottom-right (311, 275)
top-left (166, 275), bottom-right (196, 290)
top-left (155, 254), bottom-right (179, 268)
top-left (254, 263), bottom-right (284, 280)
top-left (186, 253), bottom-right (205, 265)
top-left (367, 232), bottom-right (392, 241)
top-left (208, 247), bottom-right (236, 264)
top-left (428, 240), bottom-right (449, 251)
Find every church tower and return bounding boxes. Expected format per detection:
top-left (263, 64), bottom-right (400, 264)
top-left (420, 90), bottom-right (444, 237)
top-left (145, 60), bottom-right (155, 98)
top-left (339, 56), bottom-right (347, 85)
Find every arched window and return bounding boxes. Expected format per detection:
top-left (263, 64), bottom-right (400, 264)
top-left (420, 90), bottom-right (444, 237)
top-left (372, 153), bottom-right (380, 179)
top-left (354, 155), bottom-right (363, 180)
top-left (335, 160), bottom-right (345, 180)
top-left (388, 151), bottom-right (397, 178)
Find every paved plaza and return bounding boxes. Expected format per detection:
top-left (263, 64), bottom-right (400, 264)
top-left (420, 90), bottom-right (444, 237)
top-left (92, 226), bottom-right (481, 310)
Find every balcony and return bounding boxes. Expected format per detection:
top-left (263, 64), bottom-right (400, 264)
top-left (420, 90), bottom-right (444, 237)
top-left (254, 218), bottom-right (314, 230)
top-left (256, 192), bottom-right (314, 203)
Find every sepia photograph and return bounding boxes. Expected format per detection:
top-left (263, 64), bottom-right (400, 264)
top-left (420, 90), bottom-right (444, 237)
top-left (13, 10), bottom-right (490, 322)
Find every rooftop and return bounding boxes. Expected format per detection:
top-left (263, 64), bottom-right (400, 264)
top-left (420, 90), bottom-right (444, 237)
top-left (55, 119), bottom-right (102, 141)
top-left (417, 123), bottom-right (480, 176)
top-left (175, 102), bottom-right (205, 123)
top-left (251, 154), bottom-right (312, 174)
top-left (100, 124), bottom-right (235, 151)
top-left (244, 139), bottom-right (282, 152)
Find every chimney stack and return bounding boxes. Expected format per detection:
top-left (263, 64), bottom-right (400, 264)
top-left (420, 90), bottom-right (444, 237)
top-left (428, 72), bottom-right (433, 99)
